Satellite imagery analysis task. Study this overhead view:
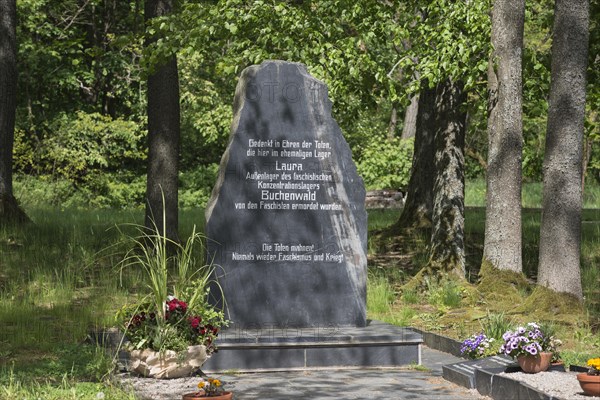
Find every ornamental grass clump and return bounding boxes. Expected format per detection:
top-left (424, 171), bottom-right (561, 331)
top-left (460, 333), bottom-right (495, 359)
top-left (114, 214), bottom-right (227, 355)
top-left (498, 322), bottom-right (559, 358)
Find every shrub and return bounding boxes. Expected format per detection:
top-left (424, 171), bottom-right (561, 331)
top-left (45, 111), bottom-right (146, 183)
top-left (357, 137), bottom-right (413, 190)
top-left (179, 164), bottom-right (219, 209)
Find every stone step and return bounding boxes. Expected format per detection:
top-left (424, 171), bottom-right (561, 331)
top-left (202, 320), bottom-right (423, 372)
top-left (442, 355), bottom-right (516, 389)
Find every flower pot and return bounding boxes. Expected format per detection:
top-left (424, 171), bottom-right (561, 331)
top-left (182, 391), bottom-right (233, 400)
top-left (517, 352), bottom-right (552, 373)
top-left (577, 373), bottom-right (600, 397)
top-left (129, 345), bottom-right (208, 379)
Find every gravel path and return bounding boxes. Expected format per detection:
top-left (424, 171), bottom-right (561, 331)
top-left (499, 370), bottom-right (594, 400)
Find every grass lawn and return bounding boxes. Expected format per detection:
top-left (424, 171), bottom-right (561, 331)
top-left (0, 181), bottom-right (599, 398)
top-left (367, 181), bottom-right (600, 367)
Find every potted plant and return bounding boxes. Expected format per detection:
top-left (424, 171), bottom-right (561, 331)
top-left (576, 357), bottom-right (600, 397)
top-left (460, 333), bottom-right (495, 359)
top-left (115, 220), bottom-right (227, 379)
top-left (182, 377), bottom-right (233, 400)
top-left (498, 322), bottom-right (558, 373)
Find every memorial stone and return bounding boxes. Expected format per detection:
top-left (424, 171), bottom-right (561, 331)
top-left (205, 60), bottom-right (367, 329)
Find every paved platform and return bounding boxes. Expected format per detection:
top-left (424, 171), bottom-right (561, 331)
top-left (218, 346), bottom-right (489, 399)
top-left (202, 321), bottom-right (423, 372)
top-left (119, 346), bottom-right (490, 400)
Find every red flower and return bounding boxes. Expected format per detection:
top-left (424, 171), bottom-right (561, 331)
top-left (189, 316), bottom-right (201, 329)
top-left (178, 300), bottom-right (188, 312)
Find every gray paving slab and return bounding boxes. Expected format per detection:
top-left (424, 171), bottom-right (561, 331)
top-left (117, 346), bottom-right (491, 400)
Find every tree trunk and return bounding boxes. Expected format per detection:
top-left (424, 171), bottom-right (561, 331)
top-left (582, 136), bottom-right (592, 191)
top-left (144, 0), bottom-right (180, 242)
top-left (388, 102), bottom-right (398, 140)
top-left (538, 0), bottom-right (589, 299)
top-left (483, 0), bottom-right (525, 273)
top-left (401, 93), bottom-right (419, 140)
top-left (0, 0), bottom-right (29, 224)
top-left (428, 79), bottom-right (467, 278)
top-left (396, 85), bottom-right (436, 230)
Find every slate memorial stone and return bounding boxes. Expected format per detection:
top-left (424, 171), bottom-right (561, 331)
top-left (205, 60), bottom-right (367, 329)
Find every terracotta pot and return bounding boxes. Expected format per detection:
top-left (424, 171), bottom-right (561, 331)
top-left (577, 373), bottom-right (600, 397)
top-left (182, 391), bottom-right (233, 400)
top-left (517, 352), bottom-right (552, 373)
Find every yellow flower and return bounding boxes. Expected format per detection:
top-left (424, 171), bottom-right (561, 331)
top-left (198, 381), bottom-right (206, 389)
top-left (212, 379), bottom-right (222, 387)
top-left (588, 358), bottom-right (600, 370)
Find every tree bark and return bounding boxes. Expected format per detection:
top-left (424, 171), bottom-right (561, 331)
top-left (396, 85), bottom-right (436, 230)
top-left (401, 93), bottom-right (419, 140)
top-left (388, 102), bottom-right (398, 140)
top-left (0, 0), bottom-right (29, 224)
top-left (144, 0), bottom-right (180, 242)
top-left (538, 0), bottom-right (589, 299)
top-left (483, 0), bottom-right (525, 273)
top-left (428, 79), bottom-right (467, 277)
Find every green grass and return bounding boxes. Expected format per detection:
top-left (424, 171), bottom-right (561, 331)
top-left (465, 179), bottom-right (600, 208)
top-left (366, 188), bottom-right (600, 367)
top-left (0, 207), bottom-right (214, 398)
top-left (1, 180), bottom-right (598, 395)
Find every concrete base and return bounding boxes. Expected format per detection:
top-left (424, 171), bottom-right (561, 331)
top-left (442, 355), bottom-right (515, 388)
top-left (202, 320), bottom-right (423, 372)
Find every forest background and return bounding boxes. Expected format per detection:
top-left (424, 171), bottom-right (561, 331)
top-left (1, 1), bottom-right (600, 397)
top-left (10, 0), bottom-right (599, 210)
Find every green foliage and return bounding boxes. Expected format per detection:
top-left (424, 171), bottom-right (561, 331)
top-left (424, 277), bottom-right (463, 309)
top-left (480, 312), bottom-right (512, 341)
top-left (398, 0), bottom-right (491, 94)
top-left (45, 112), bottom-right (146, 182)
top-left (367, 275), bottom-right (395, 314)
top-left (357, 138), bottom-right (414, 190)
top-left (179, 164), bottom-right (219, 209)
top-left (401, 289), bottom-right (419, 305)
top-left (16, 0), bottom-right (144, 127)
top-left (114, 218), bottom-right (227, 353)
top-left (0, 364), bottom-right (137, 400)
top-left (10, 0), bottom-right (600, 207)
top-left (14, 174), bottom-right (146, 209)
top-left (152, 0), bottom-right (402, 156)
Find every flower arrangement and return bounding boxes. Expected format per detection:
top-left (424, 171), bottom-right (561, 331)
top-left (114, 220), bottom-right (227, 356)
top-left (498, 322), bottom-right (557, 358)
top-left (587, 358), bottom-right (600, 375)
top-left (197, 377), bottom-right (227, 397)
top-left (460, 333), bottom-right (495, 359)
top-left (121, 294), bottom-right (224, 354)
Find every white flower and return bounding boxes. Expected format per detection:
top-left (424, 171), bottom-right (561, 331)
top-left (96, 393), bottom-right (105, 399)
